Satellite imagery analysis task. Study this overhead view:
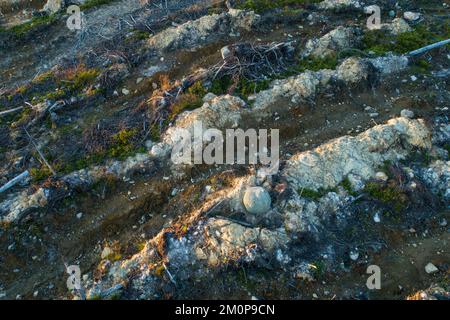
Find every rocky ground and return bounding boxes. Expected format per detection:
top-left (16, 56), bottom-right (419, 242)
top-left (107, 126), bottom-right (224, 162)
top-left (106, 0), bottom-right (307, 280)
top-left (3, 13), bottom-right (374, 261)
top-left (0, 0), bottom-right (449, 300)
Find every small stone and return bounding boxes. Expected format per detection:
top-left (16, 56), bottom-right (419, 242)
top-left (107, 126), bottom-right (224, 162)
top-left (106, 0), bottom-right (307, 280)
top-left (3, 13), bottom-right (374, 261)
top-left (122, 88), bottom-right (130, 95)
top-left (400, 109), bottom-right (414, 119)
top-left (375, 171), bottom-right (388, 182)
top-left (369, 113), bottom-right (379, 118)
top-left (136, 77), bottom-right (143, 84)
top-left (424, 262), bottom-right (439, 274)
top-left (221, 46), bottom-right (231, 60)
top-left (76, 212), bottom-right (83, 219)
top-left (33, 291), bottom-right (38, 297)
top-left (439, 219), bottom-right (448, 227)
top-left (373, 212), bottom-right (381, 223)
top-left (145, 140), bottom-right (153, 150)
top-left (403, 12), bottom-right (421, 22)
top-left (243, 187), bottom-right (272, 214)
top-left (410, 75), bottom-right (418, 82)
top-left (349, 250), bottom-right (359, 261)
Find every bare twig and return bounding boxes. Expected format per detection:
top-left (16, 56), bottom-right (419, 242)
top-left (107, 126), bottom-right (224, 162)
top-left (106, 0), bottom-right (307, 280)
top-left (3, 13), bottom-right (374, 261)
top-left (0, 106), bottom-right (24, 117)
top-left (408, 39), bottom-right (450, 56)
top-left (23, 127), bottom-right (56, 176)
top-left (0, 171), bottom-right (30, 193)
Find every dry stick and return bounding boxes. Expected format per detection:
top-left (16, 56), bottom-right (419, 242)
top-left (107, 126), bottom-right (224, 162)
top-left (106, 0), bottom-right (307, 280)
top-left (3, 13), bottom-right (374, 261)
top-left (0, 171), bottom-right (30, 194)
top-left (0, 106), bottom-right (24, 117)
top-left (23, 127), bottom-right (56, 176)
top-left (407, 38), bottom-right (450, 56)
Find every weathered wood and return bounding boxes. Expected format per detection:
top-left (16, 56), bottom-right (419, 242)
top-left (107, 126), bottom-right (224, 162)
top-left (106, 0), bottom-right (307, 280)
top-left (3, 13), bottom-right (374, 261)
top-left (0, 171), bottom-right (30, 193)
top-left (24, 127), bottom-right (56, 176)
top-left (0, 106), bottom-right (24, 117)
top-left (408, 39), bottom-right (450, 56)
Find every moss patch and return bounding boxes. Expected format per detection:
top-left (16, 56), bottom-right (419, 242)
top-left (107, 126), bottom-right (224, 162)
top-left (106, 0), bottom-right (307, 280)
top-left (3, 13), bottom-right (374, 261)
top-left (238, 0), bottom-right (321, 13)
top-left (364, 181), bottom-right (407, 212)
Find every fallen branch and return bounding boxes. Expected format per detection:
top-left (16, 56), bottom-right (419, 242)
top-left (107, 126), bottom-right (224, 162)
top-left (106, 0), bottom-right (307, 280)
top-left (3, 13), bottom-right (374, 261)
top-left (0, 170), bottom-right (30, 193)
top-left (0, 106), bottom-right (24, 117)
top-left (23, 127), bottom-right (56, 176)
top-left (408, 38), bottom-right (450, 56)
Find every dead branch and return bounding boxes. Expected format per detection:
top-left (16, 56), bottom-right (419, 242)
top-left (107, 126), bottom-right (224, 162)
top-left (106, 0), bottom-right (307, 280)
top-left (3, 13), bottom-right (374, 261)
top-left (23, 127), bottom-right (56, 176)
top-left (0, 106), bottom-right (24, 117)
top-left (0, 170), bottom-right (30, 194)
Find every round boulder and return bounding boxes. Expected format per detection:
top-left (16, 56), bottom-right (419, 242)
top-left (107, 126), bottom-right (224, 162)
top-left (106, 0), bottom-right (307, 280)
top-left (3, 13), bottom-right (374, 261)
top-left (243, 187), bottom-right (271, 214)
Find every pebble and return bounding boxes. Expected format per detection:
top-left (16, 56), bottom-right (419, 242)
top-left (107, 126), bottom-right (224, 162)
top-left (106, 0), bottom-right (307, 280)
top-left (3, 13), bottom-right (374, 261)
top-left (349, 250), bottom-right (359, 261)
top-left (243, 187), bottom-right (272, 215)
top-left (76, 212), bottom-right (83, 219)
top-left (375, 171), bottom-right (388, 182)
top-left (410, 75), bottom-right (418, 82)
top-left (400, 109), bottom-right (414, 119)
top-left (122, 88), bottom-right (130, 95)
top-left (373, 212), bottom-right (381, 223)
top-left (403, 11), bottom-right (421, 22)
top-left (369, 113), bottom-right (379, 118)
top-left (424, 262), bottom-right (439, 274)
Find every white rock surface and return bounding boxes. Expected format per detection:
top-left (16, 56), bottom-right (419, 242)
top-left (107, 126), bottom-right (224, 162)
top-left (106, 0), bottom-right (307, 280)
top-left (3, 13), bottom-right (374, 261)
top-left (283, 117), bottom-right (431, 191)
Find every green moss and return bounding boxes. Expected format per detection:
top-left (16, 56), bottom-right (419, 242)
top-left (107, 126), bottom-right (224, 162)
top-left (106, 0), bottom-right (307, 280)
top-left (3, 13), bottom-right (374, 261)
top-left (238, 0), bottom-right (320, 13)
top-left (295, 54), bottom-right (338, 72)
top-left (131, 30), bottom-right (151, 40)
top-left (187, 81), bottom-right (208, 97)
top-left (364, 181), bottom-right (406, 212)
top-left (30, 167), bottom-right (52, 183)
top-left (237, 78), bottom-right (270, 97)
top-left (298, 187), bottom-right (330, 200)
top-left (362, 25), bottom-right (446, 55)
top-left (210, 76), bottom-right (233, 95)
top-left (66, 68), bottom-right (99, 92)
top-left (149, 124), bottom-right (161, 142)
top-left (8, 14), bottom-right (57, 36)
top-left (340, 177), bottom-right (356, 196)
top-left (209, 76), bottom-right (270, 98)
top-left (80, 0), bottom-right (116, 10)
top-left (168, 94), bottom-right (203, 121)
top-left (108, 128), bottom-right (139, 159)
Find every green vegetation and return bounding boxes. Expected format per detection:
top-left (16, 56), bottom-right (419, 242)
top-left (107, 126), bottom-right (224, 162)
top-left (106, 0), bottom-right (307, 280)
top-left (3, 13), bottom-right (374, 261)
top-left (5, 14), bottom-right (57, 37)
top-left (340, 177), bottom-right (356, 196)
top-left (295, 54), bottom-right (339, 72)
top-left (30, 167), bottom-right (52, 183)
top-left (362, 25), bottom-right (449, 55)
top-left (210, 76), bottom-right (270, 98)
top-left (80, 0), bottom-right (116, 10)
top-left (168, 94), bottom-right (204, 121)
top-left (364, 181), bottom-right (407, 212)
top-left (238, 0), bottom-right (321, 13)
top-left (297, 187), bottom-right (330, 200)
top-left (108, 128), bottom-right (141, 159)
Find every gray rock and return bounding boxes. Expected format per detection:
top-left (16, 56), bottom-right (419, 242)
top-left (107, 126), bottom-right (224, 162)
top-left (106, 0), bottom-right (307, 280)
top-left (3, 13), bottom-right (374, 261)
top-left (425, 262), bottom-right (439, 274)
top-left (403, 12), bottom-right (421, 22)
top-left (243, 187), bottom-right (271, 214)
top-left (401, 109), bottom-right (415, 119)
top-left (43, 0), bottom-right (64, 14)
